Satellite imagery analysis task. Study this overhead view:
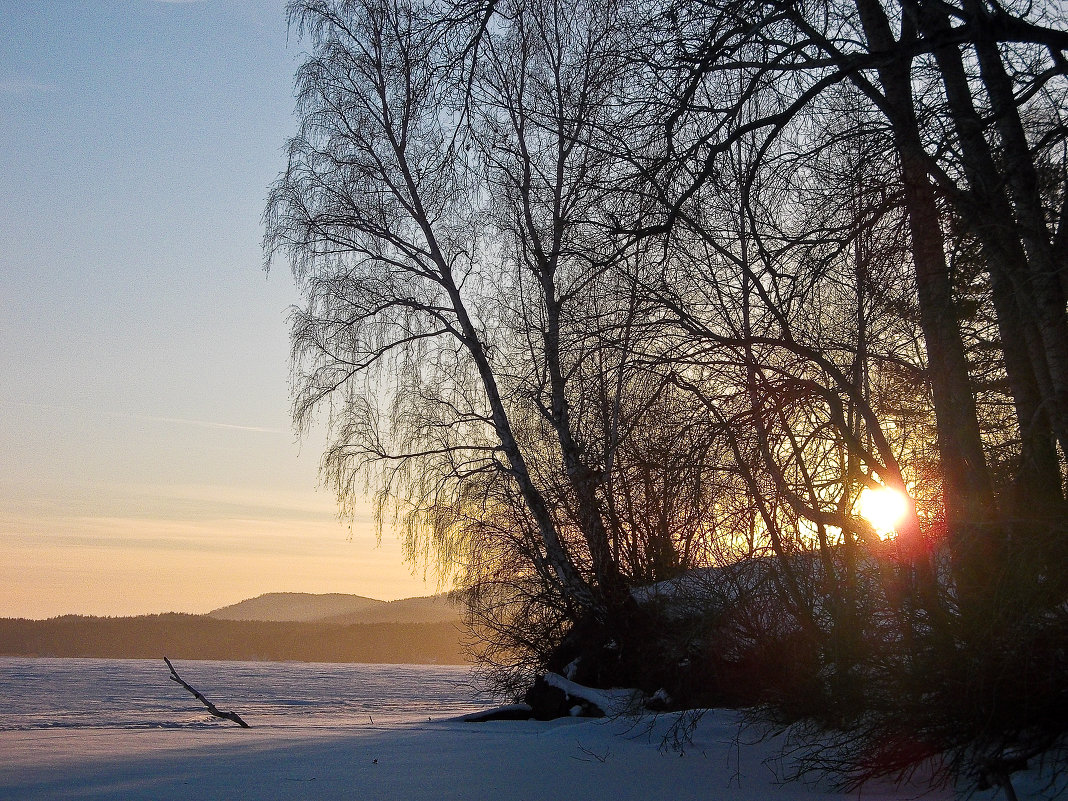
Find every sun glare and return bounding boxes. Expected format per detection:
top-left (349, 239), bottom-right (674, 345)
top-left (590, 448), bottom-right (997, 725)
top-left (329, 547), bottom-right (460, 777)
top-left (857, 486), bottom-right (909, 538)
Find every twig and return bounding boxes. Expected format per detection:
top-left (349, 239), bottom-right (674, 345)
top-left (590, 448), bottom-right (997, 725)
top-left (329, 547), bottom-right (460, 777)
top-left (571, 743), bottom-right (611, 763)
top-left (164, 657), bottom-right (250, 728)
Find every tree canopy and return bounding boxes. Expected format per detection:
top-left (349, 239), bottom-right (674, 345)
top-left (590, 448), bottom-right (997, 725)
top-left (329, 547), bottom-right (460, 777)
top-left (267, 0), bottom-right (1068, 791)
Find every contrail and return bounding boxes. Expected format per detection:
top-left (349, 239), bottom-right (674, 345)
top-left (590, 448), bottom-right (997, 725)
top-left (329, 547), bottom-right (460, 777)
top-left (6, 400), bottom-right (285, 435)
top-left (149, 415), bottom-right (285, 434)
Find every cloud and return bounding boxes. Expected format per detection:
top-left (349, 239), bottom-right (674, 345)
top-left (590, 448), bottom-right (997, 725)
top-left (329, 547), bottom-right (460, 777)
top-left (0, 76), bottom-right (57, 95)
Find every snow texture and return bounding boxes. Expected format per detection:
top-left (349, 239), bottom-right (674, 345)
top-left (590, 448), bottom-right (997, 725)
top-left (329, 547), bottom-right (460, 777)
top-left (0, 658), bottom-right (1055, 800)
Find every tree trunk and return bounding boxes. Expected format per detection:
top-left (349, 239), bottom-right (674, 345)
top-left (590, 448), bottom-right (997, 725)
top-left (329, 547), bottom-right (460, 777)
top-left (965, 2), bottom-right (1068, 465)
top-left (446, 278), bottom-right (599, 613)
top-left (918, 1), bottom-right (1064, 516)
top-left (853, 0), bottom-right (998, 533)
top-left (543, 287), bottom-right (625, 607)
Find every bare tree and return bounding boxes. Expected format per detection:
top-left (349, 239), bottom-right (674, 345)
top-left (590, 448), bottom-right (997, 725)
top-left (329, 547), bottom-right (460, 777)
top-left (266, 0), bottom-right (1068, 787)
top-left (266, 0), bottom-right (598, 610)
top-left (267, 0), bottom-right (698, 624)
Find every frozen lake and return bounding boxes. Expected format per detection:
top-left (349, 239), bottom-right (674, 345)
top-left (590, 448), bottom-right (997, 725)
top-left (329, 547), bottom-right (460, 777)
top-left (0, 657), bottom-right (494, 731)
top-left (0, 658), bottom-right (1043, 800)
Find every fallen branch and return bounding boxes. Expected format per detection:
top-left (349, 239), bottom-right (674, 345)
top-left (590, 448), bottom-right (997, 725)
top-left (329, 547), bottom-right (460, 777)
top-left (164, 657), bottom-right (250, 727)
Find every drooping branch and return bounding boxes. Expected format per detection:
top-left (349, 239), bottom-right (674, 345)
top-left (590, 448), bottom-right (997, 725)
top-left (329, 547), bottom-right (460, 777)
top-left (164, 657), bottom-right (251, 728)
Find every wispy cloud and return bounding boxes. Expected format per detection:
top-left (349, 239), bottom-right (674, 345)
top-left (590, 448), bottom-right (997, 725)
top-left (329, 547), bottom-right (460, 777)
top-left (6, 400), bottom-right (285, 435)
top-left (148, 415), bottom-right (285, 434)
top-left (0, 76), bottom-right (57, 95)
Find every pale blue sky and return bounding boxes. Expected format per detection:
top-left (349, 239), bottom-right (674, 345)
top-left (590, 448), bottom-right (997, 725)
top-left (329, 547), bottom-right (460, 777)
top-left (0, 0), bottom-right (431, 617)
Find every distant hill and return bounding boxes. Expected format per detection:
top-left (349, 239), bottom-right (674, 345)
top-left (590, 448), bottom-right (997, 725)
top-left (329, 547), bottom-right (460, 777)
top-left (208, 593), bottom-right (386, 622)
top-left (208, 592), bottom-right (462, 625)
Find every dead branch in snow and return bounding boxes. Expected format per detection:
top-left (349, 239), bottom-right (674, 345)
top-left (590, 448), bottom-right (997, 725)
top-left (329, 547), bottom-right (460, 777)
top-left (164, 656), bottom-right (250, 728)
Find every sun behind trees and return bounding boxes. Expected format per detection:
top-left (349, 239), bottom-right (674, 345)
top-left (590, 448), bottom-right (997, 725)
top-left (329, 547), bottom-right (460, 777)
top-left (265, 0), bottom-right (1068, 793)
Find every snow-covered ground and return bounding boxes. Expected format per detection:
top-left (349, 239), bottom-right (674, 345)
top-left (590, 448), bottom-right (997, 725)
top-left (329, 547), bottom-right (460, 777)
top-left (0, 712), bottom-right (949, 801)
top-left (0, 658), bottom-right (1052, 800)
top-left (7, 708), bottom-right (1058, 800)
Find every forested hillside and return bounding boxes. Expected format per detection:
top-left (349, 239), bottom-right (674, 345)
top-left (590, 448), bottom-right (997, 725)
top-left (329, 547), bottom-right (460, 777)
top-left (0, 615), bottom-right (467, 664)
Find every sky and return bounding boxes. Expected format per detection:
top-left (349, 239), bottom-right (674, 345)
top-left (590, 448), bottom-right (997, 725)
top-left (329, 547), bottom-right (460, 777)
top-left (0, 0), bottom-right (436, 618)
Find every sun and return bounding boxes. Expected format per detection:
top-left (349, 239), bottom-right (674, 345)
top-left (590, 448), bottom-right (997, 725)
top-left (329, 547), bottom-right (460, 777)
top-left (857, 486), bottom-right (909, 538)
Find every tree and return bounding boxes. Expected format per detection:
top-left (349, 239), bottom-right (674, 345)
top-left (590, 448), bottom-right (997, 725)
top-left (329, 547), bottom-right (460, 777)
top-left (268, 0), bottom-right (1068, 788)
top-left (267, 0), bottom-right (596, 612)
top-left (618, 0), bottom-right (1068, 787)
top-left (267, 0), bottom-right (700, 625)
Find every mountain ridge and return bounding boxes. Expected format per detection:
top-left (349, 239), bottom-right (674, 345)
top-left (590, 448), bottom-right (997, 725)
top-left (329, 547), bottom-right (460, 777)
top-left (207, 592), bottom-right (461, 625)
